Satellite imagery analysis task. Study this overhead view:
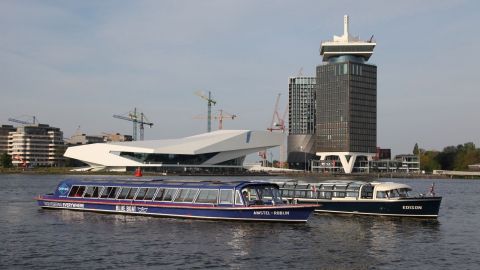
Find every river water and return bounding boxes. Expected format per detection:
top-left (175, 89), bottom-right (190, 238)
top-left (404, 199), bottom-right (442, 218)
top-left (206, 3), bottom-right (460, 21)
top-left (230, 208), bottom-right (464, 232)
top-left (1, 174), bottom-right (479, 269)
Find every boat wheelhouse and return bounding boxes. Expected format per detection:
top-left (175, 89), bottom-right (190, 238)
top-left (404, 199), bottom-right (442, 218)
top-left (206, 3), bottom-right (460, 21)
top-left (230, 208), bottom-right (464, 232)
top-left (37, 179), bottom-right (315, 222)
top-left (278, 180), bottom-right (442, 218)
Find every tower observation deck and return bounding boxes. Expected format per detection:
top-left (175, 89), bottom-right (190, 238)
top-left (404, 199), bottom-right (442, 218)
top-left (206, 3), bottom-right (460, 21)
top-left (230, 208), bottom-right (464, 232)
top-left (320, 15), bottom-right (376, 63)
top-left (315, 15), bottom-right (378, 174)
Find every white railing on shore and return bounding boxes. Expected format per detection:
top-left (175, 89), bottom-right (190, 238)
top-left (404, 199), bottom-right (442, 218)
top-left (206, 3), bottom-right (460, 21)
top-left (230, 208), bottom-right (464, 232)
top-left (433, 170), bottom-right (480, 176)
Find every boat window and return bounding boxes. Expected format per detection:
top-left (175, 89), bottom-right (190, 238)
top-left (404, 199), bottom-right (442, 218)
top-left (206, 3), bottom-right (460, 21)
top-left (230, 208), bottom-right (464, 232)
top-left (117, 187), bottom-right (131, 200)
top-left (235, 190), bottom-right (243, 205)
top-left (195, 189), bottom-right (219, 204)
top-left (92, 186), bottom-right (101, 198)
top-left (126, 188), bottom-right (138, 200)
top-left (398, 188), bottom-right (410, 197)
top-left (360, 185), bottom-right (374, 199)
top-left (294, 189), bottom-right (306, 198)
top-left (387, 189), bottom-right (401, 198)
top-left (318, 185), bottom-right (333, 199)
top-left (219, 189), bottom-right (233, 204)
top-left (100, 187), bottom-right (113, 198)
top-left (107, 187), bottom-right (119, 199)
top-left (376, 191), bottom-right (387, 198)
top-left (294, 185), bottom-right (309, 198)
top-left (144, 188), bottom-right (157, 200)
top-left (333, 185), bottom-right (347, 198)
top-left (248, 189), bottom-right (258, 200)
top-left (242, 185), bottom-right (283, 205)
top-left (174, 189), bottom-right (188, 202)
top-left (135, 188), bottom-right (148, 200)
top-left (261, 186), bottom-right (283, 204)
top-left (68, 186), bottom-right (85, 197)
top-left (153, 188), bottom-right (166, 201)
top-left (161, 188), bottom-right (177, 201)
top-left (184, 189), bottom-right (198, 202)
top-left (345, 184), bottom-right (360, 198)
top-left (281, 188), bottom-right (294, 198)
top-left (67, 186), bottom-right (77, 197)
top-left (83, 186), bottom-right (95, 198)
top-left (174, 189), bottom-right (198, 203)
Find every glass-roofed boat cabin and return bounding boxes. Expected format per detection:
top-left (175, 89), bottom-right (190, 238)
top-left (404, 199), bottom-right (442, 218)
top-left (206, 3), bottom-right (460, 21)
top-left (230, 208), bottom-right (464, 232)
top-left (277, 180), bottom-right (442, 217)
top-left (37, 179), bottom-right (317, 222)
top-left (48, 179), bottom-right (285, 207)
top-left (279, 181), bottom-right (418, 201)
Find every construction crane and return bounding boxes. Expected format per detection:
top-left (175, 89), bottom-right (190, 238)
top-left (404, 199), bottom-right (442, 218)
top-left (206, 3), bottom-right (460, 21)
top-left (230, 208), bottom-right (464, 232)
top-left (113, 108), bottom-right (153, 141)
top-left (194, 109), bottom-right (237, 130)
top-left (267, 93), bottom-right (287, 133)
top-left (216, 110), bottom-right (237, 130)
top-left (266, 93), bottom-right (288, 168)
top-left (194, 90), bottom-right (216, 132)
top-left (8, 115), bottom-right (37, 125)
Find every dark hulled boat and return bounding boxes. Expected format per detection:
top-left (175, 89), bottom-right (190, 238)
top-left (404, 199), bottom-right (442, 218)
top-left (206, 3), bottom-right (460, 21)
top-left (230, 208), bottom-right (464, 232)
top-left (279, 181), bottom-right (442, 218)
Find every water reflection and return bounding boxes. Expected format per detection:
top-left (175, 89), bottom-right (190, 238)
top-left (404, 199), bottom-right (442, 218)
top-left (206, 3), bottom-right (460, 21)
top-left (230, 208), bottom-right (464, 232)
top-left (226, 224), bottom-right (250, 257)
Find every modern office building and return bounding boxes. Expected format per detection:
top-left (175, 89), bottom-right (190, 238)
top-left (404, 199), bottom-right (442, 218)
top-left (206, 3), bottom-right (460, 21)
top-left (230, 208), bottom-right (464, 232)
top-left (287, 76), bottom-right (317, 170)
top-left (315, 15), bottom-right (377, 173)
top-left (8, 124), bottom-right (66, 167)
top-left (0, 125), bottom-right (16, 155)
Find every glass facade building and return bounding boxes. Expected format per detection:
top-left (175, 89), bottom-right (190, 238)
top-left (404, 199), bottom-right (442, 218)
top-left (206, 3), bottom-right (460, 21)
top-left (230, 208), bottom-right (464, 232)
top-left (315, 61), bottom-right (377, 153)
top-left (287, 77), bottom-right (317, 169)
top-left (288, 77), bottom-right (316, 135)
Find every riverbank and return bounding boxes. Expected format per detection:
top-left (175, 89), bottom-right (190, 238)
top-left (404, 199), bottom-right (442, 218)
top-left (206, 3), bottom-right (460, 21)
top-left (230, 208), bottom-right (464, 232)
top-left (2, 167), bottom-right (477, 179)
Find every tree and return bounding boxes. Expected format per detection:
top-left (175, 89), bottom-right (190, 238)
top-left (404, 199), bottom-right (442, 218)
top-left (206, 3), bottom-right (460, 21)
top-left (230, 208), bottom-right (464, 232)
top-left (0, 153), bottom-right (12, 168)
top-left (413, 143), bottom-right (419, 155)
top-left (420, 150), bottom-right (440, 172)
top-left (437, 146), bottom-right (457, 170)
top-left (453, 142), bottom-right (480, 170)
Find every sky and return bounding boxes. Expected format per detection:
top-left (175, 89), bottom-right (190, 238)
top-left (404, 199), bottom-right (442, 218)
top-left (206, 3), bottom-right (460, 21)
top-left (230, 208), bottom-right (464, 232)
top-left (1, 0), bottom-right (479, 159)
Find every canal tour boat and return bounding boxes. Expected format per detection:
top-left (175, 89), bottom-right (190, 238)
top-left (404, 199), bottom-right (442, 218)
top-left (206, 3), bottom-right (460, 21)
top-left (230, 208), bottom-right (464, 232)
top-left (36, 179), bottom-right (316, 222)
top-left (278, 180), bottom-right (442, 218)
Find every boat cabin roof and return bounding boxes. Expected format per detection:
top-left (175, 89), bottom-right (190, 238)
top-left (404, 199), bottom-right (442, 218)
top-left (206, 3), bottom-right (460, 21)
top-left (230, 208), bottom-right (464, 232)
top-left (371, 182), bottom-right (412, 192)
top-left (58, 179), bottom-right (277, 190)
top-left (279, 180), bottom-right (412, 192)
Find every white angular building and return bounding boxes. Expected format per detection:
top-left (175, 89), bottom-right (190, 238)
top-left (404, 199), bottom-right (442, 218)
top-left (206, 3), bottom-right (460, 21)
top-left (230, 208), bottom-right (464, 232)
top-left (64, 130), bottom-right (284, 172)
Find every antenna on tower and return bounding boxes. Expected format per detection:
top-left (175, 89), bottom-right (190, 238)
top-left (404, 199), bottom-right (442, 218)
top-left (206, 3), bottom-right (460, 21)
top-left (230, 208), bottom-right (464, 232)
top-left (297, 67), bottom-right (304, 77)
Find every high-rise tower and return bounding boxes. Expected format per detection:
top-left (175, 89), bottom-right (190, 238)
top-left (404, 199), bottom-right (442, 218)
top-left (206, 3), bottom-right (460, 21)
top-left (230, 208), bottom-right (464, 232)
top-left (315, 15), bottom-right (377, 173)
top-left (287, 76), bottom-right (316, 170)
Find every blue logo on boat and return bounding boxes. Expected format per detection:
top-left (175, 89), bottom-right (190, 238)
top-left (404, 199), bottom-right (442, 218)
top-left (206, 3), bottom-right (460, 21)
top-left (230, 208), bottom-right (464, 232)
top-left (58, 183), bottom-right (70, 195)
top-left (246, 131), bottom-right (251, 143)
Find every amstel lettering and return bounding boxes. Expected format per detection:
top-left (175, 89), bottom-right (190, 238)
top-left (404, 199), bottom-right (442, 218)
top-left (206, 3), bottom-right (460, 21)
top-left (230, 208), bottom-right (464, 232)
top-left (253, 210), bottom-right (289, 216)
